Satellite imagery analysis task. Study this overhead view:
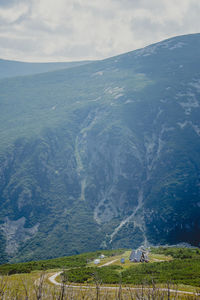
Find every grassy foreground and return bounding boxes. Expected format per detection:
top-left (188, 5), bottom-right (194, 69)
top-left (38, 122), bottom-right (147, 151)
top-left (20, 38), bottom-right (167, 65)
top-left (0, 247), bottom-right (200, 299)
top-left (1, 271), bottom-right (200, 299)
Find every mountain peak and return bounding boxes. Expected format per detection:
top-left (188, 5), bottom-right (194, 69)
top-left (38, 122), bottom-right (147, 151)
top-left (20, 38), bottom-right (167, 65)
top-left (0, 33), bottom-right (200, 263)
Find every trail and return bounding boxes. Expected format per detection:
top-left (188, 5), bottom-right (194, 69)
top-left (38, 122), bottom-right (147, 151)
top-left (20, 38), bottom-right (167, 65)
top-left (153, 258), bottom-right (165, 262)
top-left (48, 259), bottom-right (118, 286)
top-left (48, 272), bottom-right (62, 286)
top-left (48, 272), bottom-right (198, 296)
top-left (99, 259), bottom-right (118, 267)
top-left (48, 259), bottom-right (118, 285)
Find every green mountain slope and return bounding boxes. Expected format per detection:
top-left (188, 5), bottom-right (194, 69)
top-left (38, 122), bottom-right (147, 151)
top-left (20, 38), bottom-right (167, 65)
top-left (0, 34), bottom-right (200, 263)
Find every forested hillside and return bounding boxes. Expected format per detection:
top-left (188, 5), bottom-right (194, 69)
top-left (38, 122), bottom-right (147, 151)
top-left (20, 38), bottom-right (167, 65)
top-left (0, 34), bottom-right (200, 263)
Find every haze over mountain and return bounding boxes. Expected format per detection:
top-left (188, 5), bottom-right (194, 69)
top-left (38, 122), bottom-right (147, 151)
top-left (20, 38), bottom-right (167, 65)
top-left (0, 59), bottom-right (91, 79)
top-left (0, 33), bottom-right (200, 263)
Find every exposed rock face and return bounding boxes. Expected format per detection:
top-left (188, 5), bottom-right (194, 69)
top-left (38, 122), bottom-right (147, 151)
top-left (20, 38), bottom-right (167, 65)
top-left (0, 34), bottom-right (200, 263)
top-left (0, 217), bottom-right (39, 255)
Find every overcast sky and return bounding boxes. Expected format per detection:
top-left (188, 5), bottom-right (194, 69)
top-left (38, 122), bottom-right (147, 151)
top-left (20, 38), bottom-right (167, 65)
top-left (0, 0), bottom-right (200, 62)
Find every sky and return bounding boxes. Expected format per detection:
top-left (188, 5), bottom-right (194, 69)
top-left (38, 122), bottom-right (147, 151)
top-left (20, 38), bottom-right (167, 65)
top-left (0, 0), bottom-right (200, 62)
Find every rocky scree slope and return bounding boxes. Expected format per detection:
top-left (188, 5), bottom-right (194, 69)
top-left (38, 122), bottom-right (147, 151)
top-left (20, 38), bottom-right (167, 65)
top-left (0, 33), bottom-right (200, 263)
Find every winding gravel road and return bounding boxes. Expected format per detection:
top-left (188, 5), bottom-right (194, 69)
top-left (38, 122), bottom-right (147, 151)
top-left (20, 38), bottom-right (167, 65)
top-left (48, 272), bottom-right (199, 296)
top-left (48, 259), bottom-right (118, 286)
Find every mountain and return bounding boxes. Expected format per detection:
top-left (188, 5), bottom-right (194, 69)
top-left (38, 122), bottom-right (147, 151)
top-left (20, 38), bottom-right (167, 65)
top-left (0, 59), bottom-right (91, 79)
top-left (0, 33), bottom-right (200, 263)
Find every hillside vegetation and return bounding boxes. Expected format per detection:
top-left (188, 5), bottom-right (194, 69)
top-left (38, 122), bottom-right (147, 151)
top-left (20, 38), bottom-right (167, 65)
top-left (0, 249), bottom-right (124, 275)
top-left (0, 247), bottom-right (200, 299)
top-left (0, 34), bottom-right (200, 263)
top-left (0, 247), bottom-right (199, 299)
top-left (0, 247), bottom-right (200, 288)
top-left (62, 247), bottom-right (200, 287)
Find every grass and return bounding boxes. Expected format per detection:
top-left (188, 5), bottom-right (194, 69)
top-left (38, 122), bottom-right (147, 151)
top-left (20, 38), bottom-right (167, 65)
top-left (1, 271), bottom-right (199, 299)
top-left (148, 253), bottom-right (172, 262)
top-left (61, 247), bottom-right (200, 289)
top-left (151, 247), bottom-right (200, 259)
top-left (88, 250), bottom-right (171, 269)
top-left (0, 249), bottom-right (125, 275)
top-left (1, 247), bottom-right (200, 298)
top-left (0, 271), bottom-right (42, 299)
top-left (63, 258), bottom-right (200, 287)
top-left (121, 259), bottom-right (200, 286)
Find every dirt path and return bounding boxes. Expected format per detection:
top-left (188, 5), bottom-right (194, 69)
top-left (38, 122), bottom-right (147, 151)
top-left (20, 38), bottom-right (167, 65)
top-left (48, 259), bottom-right (118, 284)
top-left (152, 258), bottom-right (165, 262)
top-left (48, 271), bottom-right (62, 286)
top-left (48, 272), bottom-right (199, 296)
top-left (99, 259), bottom-right (118, 267)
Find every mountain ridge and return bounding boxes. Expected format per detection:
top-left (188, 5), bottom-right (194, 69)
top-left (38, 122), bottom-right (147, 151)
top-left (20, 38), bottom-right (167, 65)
top-left (0, 58), bottom-right (92, 80)
top-left (0, 33), bottom-right (200, 263)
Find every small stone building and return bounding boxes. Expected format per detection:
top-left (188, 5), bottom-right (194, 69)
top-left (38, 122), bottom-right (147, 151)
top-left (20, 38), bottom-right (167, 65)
top-left (129, 249), bottom-right (149, 263)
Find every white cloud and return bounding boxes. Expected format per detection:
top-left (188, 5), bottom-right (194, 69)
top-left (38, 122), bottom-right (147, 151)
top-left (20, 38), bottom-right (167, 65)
top-left (0, 0), bottom-right (200, 62)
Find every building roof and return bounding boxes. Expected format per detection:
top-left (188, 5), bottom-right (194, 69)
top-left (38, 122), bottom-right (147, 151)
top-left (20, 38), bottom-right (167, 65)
top-left (130, 249), bottom-right (143, 262)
